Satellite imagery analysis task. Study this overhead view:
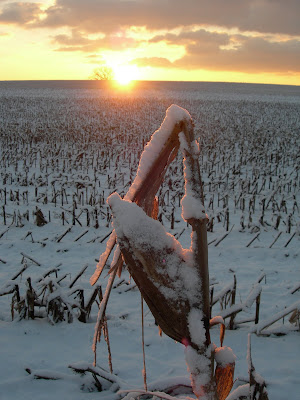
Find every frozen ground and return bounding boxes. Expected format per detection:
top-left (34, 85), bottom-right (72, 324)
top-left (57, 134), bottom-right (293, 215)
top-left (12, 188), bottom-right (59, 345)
top-left (0, 219), bottom-right (299, 400)
top-left (0, 82), bottom-right (299, 400)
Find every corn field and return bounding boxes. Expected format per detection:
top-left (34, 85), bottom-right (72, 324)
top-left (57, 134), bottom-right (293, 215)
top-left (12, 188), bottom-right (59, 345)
top-left (0, 83), bottom-right (299, 400)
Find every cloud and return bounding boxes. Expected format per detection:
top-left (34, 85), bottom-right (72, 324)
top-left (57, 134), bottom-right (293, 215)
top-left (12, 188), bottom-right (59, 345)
top-left (33, 0), bottom-right (300, 36)
top-left (150, 29), bottom-right (230, 52)
top-left (0, 2), bottom-right (42, 24)
top-left (176, 36), bottom-right (300, 73)
top-left (1, 0), bottom-right (299, 78)
top-left (132, 30), bottom-right (300, 74)
top-left (84, 54), bottom-right (106, 64)
top-left (1, 0), bottom-right (300, 38)
top-left (131, 57), bottom-right (173, 68)
top-left (52, 29), bottom-right (137, 52)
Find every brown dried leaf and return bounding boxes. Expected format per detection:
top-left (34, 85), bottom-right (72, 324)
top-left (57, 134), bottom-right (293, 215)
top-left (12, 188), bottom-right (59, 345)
top-left (210, 316), bottom-right (225, 347)
top-left (289, 309), bottom-right (299, 325)
top-left (215, 363), bottom-right (235, 400)
top-left (220, 323), bottom-right (225, 347)
top-left (151, 197), bottom-right (159, 220)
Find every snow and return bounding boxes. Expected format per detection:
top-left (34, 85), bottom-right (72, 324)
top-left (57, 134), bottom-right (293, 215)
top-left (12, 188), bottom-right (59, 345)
top-left (179, 134), bottom-right (206, 222)
top-left (226, 384), bottom-right (249, 400)
top-left (181, 194), bottom-right (206, 221)
top-left (214, 346), bottom-right (236, 366)
top-left (209, 316), bottom-right (225, 327)
top-left (125, 104), bottom-right (191, 202)
top-left (0, 82), bottom-right (299, 400)
top-left (184, 345), bottom-right (211, 399)
top-left (187, 308), bottom-right (206, 348)
top-left (107, 192), bottom-right (200, 304)
top-left (253, 299), bottom-right (300, 334)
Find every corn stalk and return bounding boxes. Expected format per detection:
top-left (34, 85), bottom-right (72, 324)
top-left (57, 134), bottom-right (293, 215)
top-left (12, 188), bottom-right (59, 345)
top-left (91, 105), bottom-right (235, 399)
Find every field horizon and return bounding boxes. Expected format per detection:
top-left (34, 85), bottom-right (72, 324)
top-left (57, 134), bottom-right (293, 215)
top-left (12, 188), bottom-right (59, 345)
top-left (1, 79), bottom-right (300, 91)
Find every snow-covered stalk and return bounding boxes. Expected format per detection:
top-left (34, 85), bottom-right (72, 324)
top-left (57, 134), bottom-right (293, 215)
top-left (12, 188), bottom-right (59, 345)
top-left (178, 115), bottom-right (217, 399)
top-left (247, 334), bottom-right (269, 399)
top-left (179, 116), bottom-right (210, 331)
top-left (92, 105), bottom-right (234, 399)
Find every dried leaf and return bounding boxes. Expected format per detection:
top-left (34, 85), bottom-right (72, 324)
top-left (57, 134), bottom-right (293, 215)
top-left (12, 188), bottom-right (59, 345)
top-left (152, 196), bottom-right (159, 220)
top-left (289, 309), bottom-right (299, 325)
top-left (158, 325), bottom-right (162, 337)
top-left (215, 363), bottom-right (235, 400)
top-left (220, 323), bottom-right (225, 347)
top-left (210, 316), bottom-right (225, 347)
top-left (90, 231), bottom-right (116, 285)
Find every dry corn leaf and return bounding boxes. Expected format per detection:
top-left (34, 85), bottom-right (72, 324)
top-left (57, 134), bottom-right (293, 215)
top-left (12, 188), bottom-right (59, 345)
top-left (210, 316), bottom-right (225, 347)
top-left (289, 309), bottom-right (299, 325)
top-left (215, 363), bottom-right (235, 400)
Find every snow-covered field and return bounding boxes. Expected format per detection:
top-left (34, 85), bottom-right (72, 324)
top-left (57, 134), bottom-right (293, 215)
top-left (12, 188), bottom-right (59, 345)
top-left (0, 81), bottom-right (299, 400)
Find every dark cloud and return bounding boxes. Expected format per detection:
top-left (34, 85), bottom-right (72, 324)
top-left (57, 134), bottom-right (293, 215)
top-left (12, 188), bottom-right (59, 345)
top-left (0, 2), bottom-right (42, 24)
top-left (33, 0), bottom-right (300, 36)
top-left (175, 36), bottom-right (300, 73)
top-left (150, 29), bottom-right (230, 52)
top-left (52, 29), bottom-right (137, 52)
top-left (132, 32), bottom-right (300, 74)
top-left (2, 1), bottom-right (300, 38)
top-left (53, 30), bottom-right (91, 46)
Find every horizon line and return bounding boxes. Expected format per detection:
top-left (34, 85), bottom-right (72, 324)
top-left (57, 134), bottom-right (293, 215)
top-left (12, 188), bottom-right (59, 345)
top-left (1, 79), bottom-right (300, 88)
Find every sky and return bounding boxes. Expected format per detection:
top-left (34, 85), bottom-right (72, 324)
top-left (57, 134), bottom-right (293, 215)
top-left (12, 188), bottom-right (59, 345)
top-left (0, 0), bottom-right (300, 85)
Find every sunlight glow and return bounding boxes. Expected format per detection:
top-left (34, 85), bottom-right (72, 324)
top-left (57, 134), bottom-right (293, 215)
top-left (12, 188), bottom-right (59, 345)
top-left (113, 64), bottom-right (140, 85)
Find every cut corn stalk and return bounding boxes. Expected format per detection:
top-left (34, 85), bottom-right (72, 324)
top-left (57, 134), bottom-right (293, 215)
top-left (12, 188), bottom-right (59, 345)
top-left (91, 105), bottom-right (235, 399)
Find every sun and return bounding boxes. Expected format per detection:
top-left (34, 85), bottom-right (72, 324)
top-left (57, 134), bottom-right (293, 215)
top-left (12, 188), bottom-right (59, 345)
top-left (113, 64), bottom-right (139, 86)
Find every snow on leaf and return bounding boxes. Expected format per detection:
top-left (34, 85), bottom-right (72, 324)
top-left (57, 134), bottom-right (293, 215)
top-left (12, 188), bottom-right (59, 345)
top-left (107, 192), bottom-right (201, 305)
top-left (125, 104), bottom-right (191, 202)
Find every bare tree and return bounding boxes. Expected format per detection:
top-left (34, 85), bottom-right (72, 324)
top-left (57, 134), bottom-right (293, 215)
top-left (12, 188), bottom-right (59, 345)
top-left (89, 65), bottom-right (114, 81)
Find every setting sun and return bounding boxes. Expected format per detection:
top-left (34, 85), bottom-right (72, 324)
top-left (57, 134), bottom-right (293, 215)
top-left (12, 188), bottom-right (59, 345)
top-left (113, 64), bottom-right (140, 86)
top-left (0, 0), bottom-right (299, 85)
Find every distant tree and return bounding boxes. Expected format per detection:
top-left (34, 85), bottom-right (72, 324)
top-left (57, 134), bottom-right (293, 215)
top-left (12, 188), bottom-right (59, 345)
top-left (89, 65), bottom-right (114, 81)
